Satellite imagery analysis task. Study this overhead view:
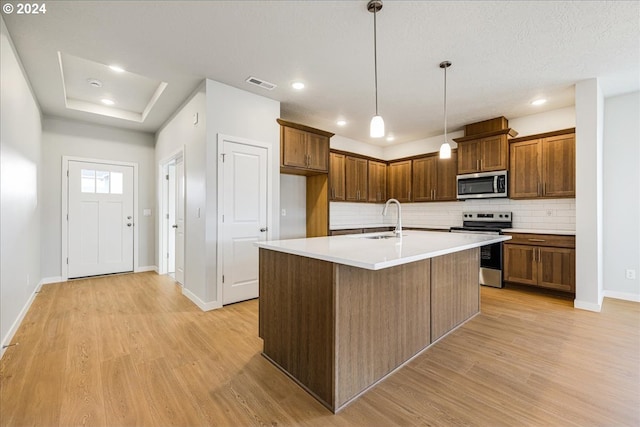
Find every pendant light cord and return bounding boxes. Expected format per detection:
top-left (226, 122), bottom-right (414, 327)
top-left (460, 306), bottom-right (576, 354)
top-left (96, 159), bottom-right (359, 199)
top-left (443, 63), bottom-right (447, 142)
top-left (373, 6), bottom-right (379, 116)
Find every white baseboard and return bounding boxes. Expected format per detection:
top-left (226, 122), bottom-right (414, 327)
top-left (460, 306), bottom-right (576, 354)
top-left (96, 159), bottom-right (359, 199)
top-left (182, 287), bottom-right (222, 311)
top-left (40, 276), bottom-right (64, 285)
top-left (1, 280), bottom-right (44, 360)
top-left (574, 298), bottom-right (603, 312)
top-left (602, 290), bottom-right (640, 303)
top-left (135, 265), bottom-right (157, 273)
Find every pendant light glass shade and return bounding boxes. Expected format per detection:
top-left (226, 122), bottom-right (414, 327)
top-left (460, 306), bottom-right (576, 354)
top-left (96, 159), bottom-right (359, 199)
top-left (439, 141), bottom-right (452, 159)
top-left (368, 0), bottom-right (384, 138)
top-left (370, 115), bottom-right (385, 138)
top-left (439, 60), bottom-right (452, 159)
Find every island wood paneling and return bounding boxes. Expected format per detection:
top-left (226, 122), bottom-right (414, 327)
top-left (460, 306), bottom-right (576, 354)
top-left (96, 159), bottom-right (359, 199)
top-left (431, 248), bottom-right (480, 341)
top-left (334, 259), bottom-right (431, 409)
top-left (2, 272), bottom-right (639, 426)
top-left (259, 249), bottom-right (335, 407)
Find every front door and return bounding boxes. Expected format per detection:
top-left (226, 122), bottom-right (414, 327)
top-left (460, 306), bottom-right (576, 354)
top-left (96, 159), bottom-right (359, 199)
top-left (67, 160), bottom-right (134, 278)
top-left (220, 140), bottom-right (268, 305)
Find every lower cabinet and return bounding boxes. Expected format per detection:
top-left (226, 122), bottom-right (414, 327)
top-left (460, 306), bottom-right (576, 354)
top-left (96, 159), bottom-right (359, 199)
top-left (504, 233), bottom-right (575, 293)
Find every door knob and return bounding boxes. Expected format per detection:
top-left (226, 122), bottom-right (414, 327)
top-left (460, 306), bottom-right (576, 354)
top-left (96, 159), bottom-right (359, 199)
top-left (260, 227), bottom-right (268, 232)
top-left (172, 224), bottom-right (178, 229)
top-left (127, 216), bottom-right (132, 220)
top-left (127, 223), bottom-right (132, 227)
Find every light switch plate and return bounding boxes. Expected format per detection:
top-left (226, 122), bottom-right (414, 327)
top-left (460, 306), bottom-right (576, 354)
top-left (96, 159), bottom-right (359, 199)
top-left (143, 209), bottom-right (152, 217)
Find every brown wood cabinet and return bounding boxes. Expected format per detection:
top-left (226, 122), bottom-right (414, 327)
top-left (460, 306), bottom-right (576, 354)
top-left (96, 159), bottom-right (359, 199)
top-left (329, 152), bottom-right (345, 201)
top-left (456, 134), bottom-right (509, 174)
top-left (504, 233), bottom-right (575, 293)
top-left (345, 156), bottom-right (368, 202)
top-left (412, 152), bottom-right (458, 202)
top-left (510, 129), bottom-right (575, 199)
top-left (368, 160), bottom-right (387, 202)
top-left (278, 119), bottom-right (333, 175)
top-left (387, 160), bottom-right (412, 202)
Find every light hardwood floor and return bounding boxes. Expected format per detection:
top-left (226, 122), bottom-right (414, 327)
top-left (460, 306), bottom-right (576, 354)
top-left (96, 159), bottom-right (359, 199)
top-left (1, 272), bottom-right (638, 426)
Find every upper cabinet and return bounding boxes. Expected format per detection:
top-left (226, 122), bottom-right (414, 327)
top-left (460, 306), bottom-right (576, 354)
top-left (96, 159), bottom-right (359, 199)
top-left (412, 151), bottom-right (458, 202)
top-left (329, 152), bottom-right (346, 201)
top-left (345, 156), bottom-right (368, 202)
top-left (368, 160), bottom-right (387, 203)
top-left (509, 129), bottom-right (575, 199)
top-left (278, 119), bottom-right (333, 175)
top-left (388, 160), bottom-right (412, 202)
top-left (453, 116), bottom-right (517, 174)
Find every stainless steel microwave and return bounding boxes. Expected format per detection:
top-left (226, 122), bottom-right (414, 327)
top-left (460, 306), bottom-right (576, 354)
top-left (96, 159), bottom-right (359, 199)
top-left (457, 170), bottom-right (508, 199)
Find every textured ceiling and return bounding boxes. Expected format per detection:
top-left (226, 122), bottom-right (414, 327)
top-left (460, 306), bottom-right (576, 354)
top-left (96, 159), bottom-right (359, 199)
top-left (3, 1), bottom-right (639, 145)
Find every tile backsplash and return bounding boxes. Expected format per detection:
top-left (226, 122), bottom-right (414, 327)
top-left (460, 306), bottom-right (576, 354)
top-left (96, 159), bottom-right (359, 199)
top-left (330, 198), bottom-right (576, 231)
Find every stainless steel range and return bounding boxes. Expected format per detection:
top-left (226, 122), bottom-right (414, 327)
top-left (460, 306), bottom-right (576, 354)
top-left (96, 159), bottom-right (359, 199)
top-left (450, 212), bottom-right (512, 288)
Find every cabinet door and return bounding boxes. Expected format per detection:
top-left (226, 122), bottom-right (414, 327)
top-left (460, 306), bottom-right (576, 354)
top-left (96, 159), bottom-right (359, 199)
top-left (480, 135), bottom-right (508, 171)
top-left (368, 160), bottom-right (387, 202)
top-left (457, 140), bottom-right (481, 174)
top-left (412, 156), bottom-right (437, 201)
top-left (282, 127), bottom-right (308, 168)
top-left (388, 160), bottom-right (412, 202)
top-left (329, 153), bottom-right (346, 201)
top-left (538, 247), bottom-right (575, 292)
top-left (306, 133), bottom-right (329, 172)
top-left (503, 244), bottom-right (537, 285)
top-left (435, 151), bottom-right (458, 201)
top-left (542, 134), bottom-right (575, 197)
top-left (510, 139), bottom-right (542, 198)
top-left (345, 157), bottom-right (368, 201)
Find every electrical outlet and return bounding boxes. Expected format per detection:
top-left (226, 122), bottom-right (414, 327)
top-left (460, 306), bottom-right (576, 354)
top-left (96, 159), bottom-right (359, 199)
top-left (626, 269), bottom-right (636, 280)
top-left (281, 209), bottom-right (287, 216)
top-left (546, 209), bottom-right (554, 217)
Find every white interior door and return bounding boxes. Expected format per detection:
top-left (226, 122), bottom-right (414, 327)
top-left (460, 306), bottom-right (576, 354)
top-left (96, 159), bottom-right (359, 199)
top-left (221, 141), bottom-right (268, 305)
top-left (174, 159), bottom-right (185, 285)
top-left (68, 161), bottom-right (134, 278)
top-left (167, 163), bottom-right (176, 274)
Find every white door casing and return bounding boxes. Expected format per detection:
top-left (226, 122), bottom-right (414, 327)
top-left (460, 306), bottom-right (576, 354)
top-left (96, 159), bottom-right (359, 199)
top-left (174, 158), bottom-right (185, 285)
top-left (67, 160), bottom-right (134, 278)
top-left (219, 136), bottom-right (269, 305)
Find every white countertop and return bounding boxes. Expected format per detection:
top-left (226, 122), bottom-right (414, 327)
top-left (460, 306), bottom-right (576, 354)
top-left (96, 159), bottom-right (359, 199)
top-left (256, 231), bottom-right (511, 271)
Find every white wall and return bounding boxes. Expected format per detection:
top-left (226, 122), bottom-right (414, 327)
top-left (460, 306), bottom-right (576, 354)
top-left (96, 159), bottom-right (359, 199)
top-left (40, 117), bottom-right (156, 278)
top-left (280, 174), bottom-right (306, 239)
top-left (331, 134), bottom-right (385, 159)
top-left (603, 91), bottom-right (640, 300)
top-left (0, 17), bottom-right (42, 351)
top-left (205, 79), bottom-right (280, 306)
top-left (155, 84), bottom-right (208, 307)
top-left (382, 130), bottom-right (464, 160)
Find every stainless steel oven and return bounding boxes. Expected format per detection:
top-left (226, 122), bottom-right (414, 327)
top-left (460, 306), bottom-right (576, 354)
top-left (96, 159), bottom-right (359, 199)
top-left (450, 212), bottom-right (512, 288)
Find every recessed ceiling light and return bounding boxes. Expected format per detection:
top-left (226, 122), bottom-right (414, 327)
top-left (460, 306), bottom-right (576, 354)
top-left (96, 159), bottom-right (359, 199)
top-left (531, 99), bottom-right (547, 106)
top-left (109, 65), bottom-right (125, 73)
top-left (101, 99), bottom-right (115, 106)
top-left (337, 120), bottom-right (347, 126)
top-left (291, 81), bottom-right (305, 90)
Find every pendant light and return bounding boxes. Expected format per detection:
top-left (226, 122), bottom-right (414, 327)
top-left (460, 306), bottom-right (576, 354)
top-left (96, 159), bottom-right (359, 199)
top-left (439, 60), bottom-right (452, 159)
top-left (368, 0), bottom-right (384, 138)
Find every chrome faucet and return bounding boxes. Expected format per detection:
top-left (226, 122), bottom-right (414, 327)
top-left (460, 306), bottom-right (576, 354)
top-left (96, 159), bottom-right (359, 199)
top-left (382, 198), bottom-right (402, 237)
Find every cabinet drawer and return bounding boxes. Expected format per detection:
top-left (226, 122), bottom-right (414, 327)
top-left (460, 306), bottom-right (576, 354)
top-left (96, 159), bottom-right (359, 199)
top-left (330, 228), bottom-right (363, 236)
top-left (505, 233), bottom-right (575, 248)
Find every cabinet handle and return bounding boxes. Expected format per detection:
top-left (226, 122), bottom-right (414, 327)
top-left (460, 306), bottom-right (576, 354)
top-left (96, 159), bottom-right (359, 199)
top-left (543, 182), bottom-right (547, 195)
top-left (433, 189), bottom-right (436, 200)
top-left (408, 190), bottom-right (411, 200)
top-left (532, 249), bottom-right (536, 263)
top-left (537, 248), bottom-right (541, 263)
top-left (477, 159), bottom-right (480, 170)
top-left (528, 238), bottom-right (546, 242)
top-left (538, 182), bottom-right (541, 196)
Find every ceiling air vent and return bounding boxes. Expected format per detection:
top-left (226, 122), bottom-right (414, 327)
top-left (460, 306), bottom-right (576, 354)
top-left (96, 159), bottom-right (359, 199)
top-left (245, 76), bottom-right (277, 91)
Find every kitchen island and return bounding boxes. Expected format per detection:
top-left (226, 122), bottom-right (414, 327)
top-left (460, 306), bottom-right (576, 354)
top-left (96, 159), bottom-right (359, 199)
top-left (256, 230), bottom-right (510, 413)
